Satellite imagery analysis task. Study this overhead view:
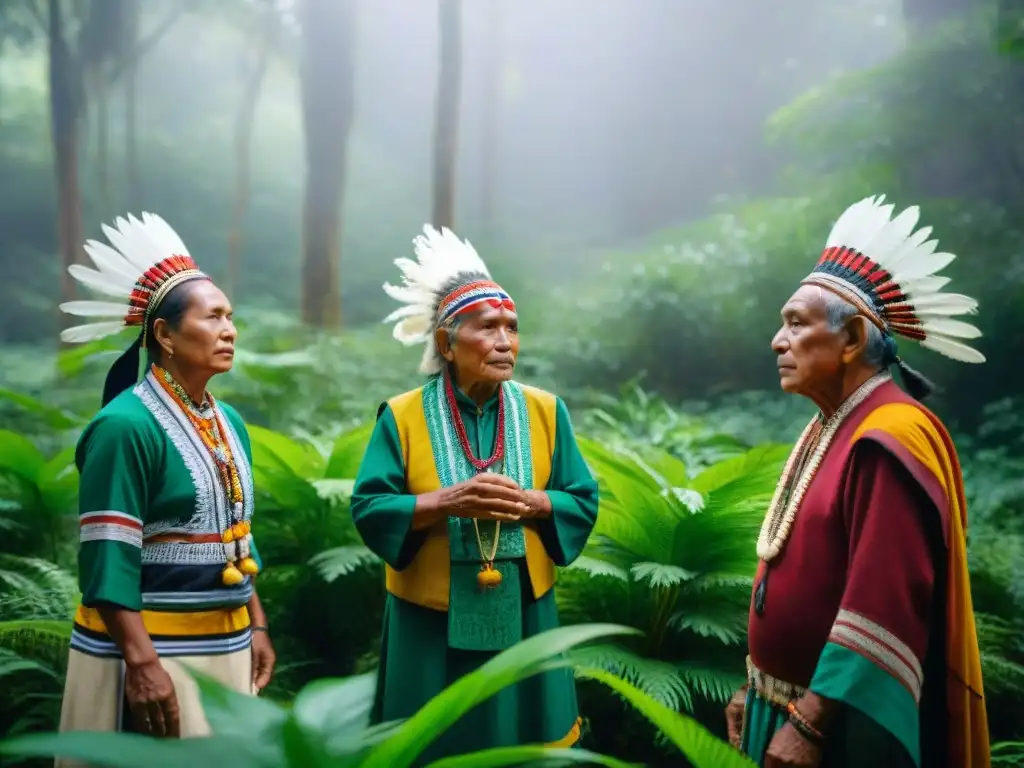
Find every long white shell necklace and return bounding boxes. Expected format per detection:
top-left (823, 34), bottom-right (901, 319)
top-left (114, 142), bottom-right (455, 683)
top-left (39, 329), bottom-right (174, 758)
top-left (755, 371), bottom-right (891, 562)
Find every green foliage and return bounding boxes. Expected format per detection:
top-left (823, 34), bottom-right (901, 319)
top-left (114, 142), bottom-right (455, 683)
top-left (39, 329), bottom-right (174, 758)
top-left (0, 554), bottom-right (77, 749)
top-left (244, 418), bottom-right (383, 692)
top-left (0, 623), bottom-right (755, 768)
top-left (564, 435), bottom-right (785, 710)
top-left (993, 740), bottom-right (1024, 767)
top-left (3, 315), bottom-right (1024, 758)
top-left (0, 429), bottom-right (80, 563)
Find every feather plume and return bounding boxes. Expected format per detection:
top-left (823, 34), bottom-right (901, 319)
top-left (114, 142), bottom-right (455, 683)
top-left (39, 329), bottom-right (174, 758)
top-left (382, 225), bottom-right (501, 374)
top-left (815, 195), bottom-right (985, 364)
top-left (60, 213), bottom-right (203, 344)
top-left (59, 321), bottom-right (128, 344)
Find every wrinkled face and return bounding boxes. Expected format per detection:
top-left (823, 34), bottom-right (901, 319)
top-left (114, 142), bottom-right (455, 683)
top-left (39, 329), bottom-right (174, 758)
top-left (155, 280), bottom-right (237, 377)
top-left (770, 284), bottom-right (846, 395)
top-left (440, 304), bottom-right (519, 384)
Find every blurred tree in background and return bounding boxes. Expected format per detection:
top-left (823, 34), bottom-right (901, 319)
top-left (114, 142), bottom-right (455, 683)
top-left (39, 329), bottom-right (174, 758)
top-left (1, 0), bottom-right (1023, 765)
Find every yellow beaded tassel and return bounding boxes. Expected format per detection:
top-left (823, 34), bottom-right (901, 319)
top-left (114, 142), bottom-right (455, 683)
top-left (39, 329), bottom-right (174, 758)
top-left (221, 523), bottom-right (245, 586)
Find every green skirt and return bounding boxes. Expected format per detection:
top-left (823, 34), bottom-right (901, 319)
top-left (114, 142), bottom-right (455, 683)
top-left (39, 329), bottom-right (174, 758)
top-left (740, 690), bottom-right (915, 768)
top-left (371, 588), bottom-right (581, 765)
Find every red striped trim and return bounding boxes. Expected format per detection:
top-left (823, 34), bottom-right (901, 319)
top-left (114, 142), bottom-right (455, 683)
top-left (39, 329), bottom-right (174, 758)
top-left (829, 609), bottom-right (922, 701)
top-left (79, 512), bottom-right (143, 530)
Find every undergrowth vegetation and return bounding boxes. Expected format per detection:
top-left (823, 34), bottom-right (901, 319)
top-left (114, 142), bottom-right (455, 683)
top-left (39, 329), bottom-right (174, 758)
top-left (0, 315), bottom-right (1022, 765)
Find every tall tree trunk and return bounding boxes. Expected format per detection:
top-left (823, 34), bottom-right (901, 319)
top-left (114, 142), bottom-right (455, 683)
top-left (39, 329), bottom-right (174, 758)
top-left (478, 0), bottom-right (502, 238)
top-left (48, 0), bottom-right (84, 323)
top-left (123, 0), bottom-right (139, 202)
top-left (298, 0), bottom-right (355, 328)
top-left (227, 10), bottom-right (275, 297)
top-left (95, 70), bottom-right (111, 212)
top-left (432, 0), bottom-right (462, 230)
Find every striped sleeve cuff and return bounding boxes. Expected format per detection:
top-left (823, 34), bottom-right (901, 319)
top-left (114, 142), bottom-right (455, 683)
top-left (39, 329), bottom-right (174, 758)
top-left (829, 608), bottom-right (923, 702)
top-left (80, 511), bottom-right (143, 548)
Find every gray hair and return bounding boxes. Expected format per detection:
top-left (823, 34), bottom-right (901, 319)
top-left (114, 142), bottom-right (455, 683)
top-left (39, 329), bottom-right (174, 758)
top-left (822, 290), bottom-right (888, 368)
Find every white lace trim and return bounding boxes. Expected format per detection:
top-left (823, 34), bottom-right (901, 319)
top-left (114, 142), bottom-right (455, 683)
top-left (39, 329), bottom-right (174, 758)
top-left (133, 372), bottom-right (256, 565)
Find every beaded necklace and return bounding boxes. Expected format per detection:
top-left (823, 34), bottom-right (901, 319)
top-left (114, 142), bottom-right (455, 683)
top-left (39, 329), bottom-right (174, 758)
top-left (152, 365), bottom-right (259, 585)
top-left (444, 370), bottom-right (506, 470)
top-left (753, 371), bottom-right (890, 615)
top-left (444, 371), bottom-right (507, 587)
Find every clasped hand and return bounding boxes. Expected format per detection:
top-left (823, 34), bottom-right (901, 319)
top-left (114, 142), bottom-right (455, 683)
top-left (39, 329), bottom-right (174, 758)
top-left (439, 473), bottom-right (550, 521)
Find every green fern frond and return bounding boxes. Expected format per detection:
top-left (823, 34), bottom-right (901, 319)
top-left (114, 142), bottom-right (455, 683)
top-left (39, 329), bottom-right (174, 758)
top-left (570, 643), bottom-right (694, 712)
top-left (686, 573), bottom-right (754, 592)
top-left (668, 611), bottom-right (746, 646)
top-left (565, 555), bottom-right (630, 582)
top-left (309, 545), bottom-right (381, 582)
top-left (974, 612), bottom-right (1021, 652)
top-left (675, 664), bottom-right (745, 704)
top-left (992, 741), bottom-right (1024, 767)
top-left (631, 562), bottom-right (698, 588)
top-left (980, 652), bottom-right (1024, 695)
top-left (0, 555), bottom-right (79, 620)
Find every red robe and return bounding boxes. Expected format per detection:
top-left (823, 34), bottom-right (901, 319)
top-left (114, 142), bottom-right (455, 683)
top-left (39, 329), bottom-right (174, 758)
top-left (746, 380), bottom-right (988, 767)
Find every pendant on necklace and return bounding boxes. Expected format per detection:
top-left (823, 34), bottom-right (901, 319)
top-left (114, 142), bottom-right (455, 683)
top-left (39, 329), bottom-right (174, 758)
top-left (477, 563), bottom-right (502, 588)
top-left (754, 570), bottom-right (768, 616)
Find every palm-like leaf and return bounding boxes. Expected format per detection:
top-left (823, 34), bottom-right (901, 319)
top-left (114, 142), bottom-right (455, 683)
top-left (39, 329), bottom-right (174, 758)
top-left (0, 624), bottom-right (652, 768)
top-left (566, 436), bottom-right (786, 713)
top-left (577, 668), bottom-right (755, 768)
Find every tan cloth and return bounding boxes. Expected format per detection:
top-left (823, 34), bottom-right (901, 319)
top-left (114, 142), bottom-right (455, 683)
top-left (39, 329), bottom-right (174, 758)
top-left (56, 648), bottom-right (253, 768)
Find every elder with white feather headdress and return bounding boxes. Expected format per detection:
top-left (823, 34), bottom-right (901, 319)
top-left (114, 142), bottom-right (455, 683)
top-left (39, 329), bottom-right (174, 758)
top-left (53, 214), bottom-right (274, 759)
top-left (730, 197), bottom-right (989, 768)
top-left (349, 226), bottom-right (598, 757)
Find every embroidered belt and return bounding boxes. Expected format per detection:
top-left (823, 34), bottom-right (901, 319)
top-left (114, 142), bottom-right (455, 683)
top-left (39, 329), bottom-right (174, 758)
top-left (746, 655), bottom-right (806, 708)
top-left (145, 532), bottom-right (222, 544)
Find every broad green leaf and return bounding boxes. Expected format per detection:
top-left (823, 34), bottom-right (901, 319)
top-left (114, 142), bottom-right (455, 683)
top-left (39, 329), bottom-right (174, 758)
top-left (689, 443), bottom-right (788, 496)
top-left (363, 623), bottom-right (640, 768)
top-left (324, 423), bottom-right (374, 478)
top-left (191, 668), bottom-right (288, 738)
top-left (38, 445), bottom-right (79, 514)
top-left (56, 335), bottom-right (128, 378)
top-left (289, 671), bottom-right (375, 740)
top-left (425, 745), bottom-right (639, 767)
top-left (0, 430), bottom-right (45, 485)
top-left (248, 425), bottom-right (325, 478)
top-left (280, 716), bottom-right (336, 767)
top-left (578, 668), bottom-right (756, 768)
top-left (0, 388), bottom-right (82, 430)
top-left (0, 732), bottom-right (273, 768)
top-left (254, 468), bottom-right (322, 511)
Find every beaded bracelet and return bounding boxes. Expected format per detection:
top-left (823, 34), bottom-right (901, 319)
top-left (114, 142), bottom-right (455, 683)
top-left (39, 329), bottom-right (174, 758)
top-left (252, 625), bottom-right (269, 633)
top-left (786, 700), bottom-right (824, 745)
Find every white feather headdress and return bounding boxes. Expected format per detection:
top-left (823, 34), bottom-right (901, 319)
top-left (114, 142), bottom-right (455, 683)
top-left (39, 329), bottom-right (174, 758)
top-left (382, 225), bottom-right (512, 375)
top-left (59, 213), bottom-right (206, 345)
top-left (802, 195), bottom-right (984, 364)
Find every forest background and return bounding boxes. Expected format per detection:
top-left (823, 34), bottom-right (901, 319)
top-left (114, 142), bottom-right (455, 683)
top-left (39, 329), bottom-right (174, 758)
top-left (1, 0), bottom-right (1023, 766)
